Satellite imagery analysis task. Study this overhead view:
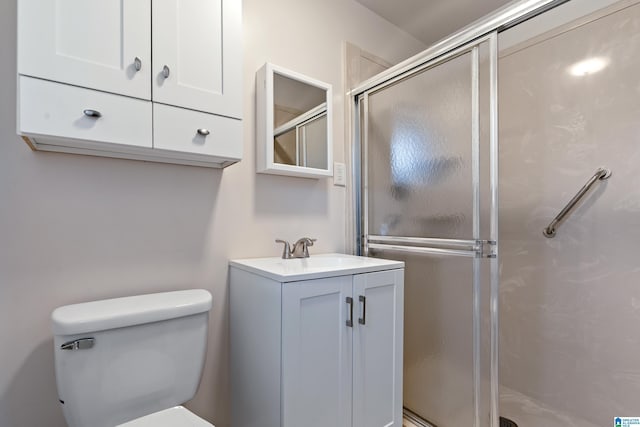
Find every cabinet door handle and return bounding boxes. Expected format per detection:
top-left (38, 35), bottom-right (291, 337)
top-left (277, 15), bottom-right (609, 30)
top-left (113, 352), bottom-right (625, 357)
top-left (83, 109), bottom-right (102, 118)
top-left (162, 65), bottom-right (170, 79)
top-left (358, 295), bottom-right (366, 325)
top-left (134, 57), bottom-right (142, 72)
top-left (197, 128), bottom-right (210, 136)
top-left (346, 297), bottom-right (353, 327)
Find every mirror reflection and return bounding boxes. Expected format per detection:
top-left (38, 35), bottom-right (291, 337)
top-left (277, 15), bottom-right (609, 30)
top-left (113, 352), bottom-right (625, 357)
top-left (273, 73), bottom-right (328, 169)
top-left (257, 63), bottom-right (332, 178)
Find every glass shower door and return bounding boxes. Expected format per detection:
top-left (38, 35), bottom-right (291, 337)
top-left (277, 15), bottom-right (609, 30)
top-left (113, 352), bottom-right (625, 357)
top-left (359, 34), bottom-right (498, 427)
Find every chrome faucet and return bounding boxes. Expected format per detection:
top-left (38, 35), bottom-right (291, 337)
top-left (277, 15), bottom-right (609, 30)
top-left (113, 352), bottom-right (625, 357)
top-left (292, 237), bottom-right (316, 258)
top-left (275, 237), bottom-right (317, 259)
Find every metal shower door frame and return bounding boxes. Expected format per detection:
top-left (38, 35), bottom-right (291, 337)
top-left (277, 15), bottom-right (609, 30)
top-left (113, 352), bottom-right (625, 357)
top-left (350, 0), bottom-right (570, 253)
top-left (353, 32), bottom-right (499, 427)
top-left (350, 4), bottom-right (585, 426)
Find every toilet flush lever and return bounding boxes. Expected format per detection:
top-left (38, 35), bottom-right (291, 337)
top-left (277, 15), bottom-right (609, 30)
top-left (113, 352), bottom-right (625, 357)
top-left (61, 338), bottom-right (95, 351)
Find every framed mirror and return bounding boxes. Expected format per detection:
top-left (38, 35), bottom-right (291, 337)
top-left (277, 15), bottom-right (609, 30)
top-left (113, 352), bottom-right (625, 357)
top-left (256, 63), bottom-right (333, 178)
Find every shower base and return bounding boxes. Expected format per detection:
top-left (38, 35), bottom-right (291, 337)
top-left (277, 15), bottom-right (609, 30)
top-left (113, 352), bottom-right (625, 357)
top-left (402, 407), bottom-right (520, 427)
top-left (403, 385), bottom-right (601, 427)
top-left (500, 386), bottom-right (599, 427)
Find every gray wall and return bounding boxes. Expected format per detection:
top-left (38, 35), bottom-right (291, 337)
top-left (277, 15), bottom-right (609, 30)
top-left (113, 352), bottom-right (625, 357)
top-left (499, 2), bottom-right (640, 425)
top-left (0, 0), bottom-right (425, 426)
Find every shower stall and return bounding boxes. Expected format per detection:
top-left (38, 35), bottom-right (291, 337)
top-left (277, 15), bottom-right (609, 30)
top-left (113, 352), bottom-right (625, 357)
top-left (352, 1), bottom-right (640, 426)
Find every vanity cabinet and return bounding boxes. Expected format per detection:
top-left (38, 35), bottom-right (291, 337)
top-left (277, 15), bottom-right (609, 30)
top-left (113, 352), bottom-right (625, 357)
top-left (230, 255), bottom-right (404, 427)
top-left (17, 0), bottom-right (242, 168)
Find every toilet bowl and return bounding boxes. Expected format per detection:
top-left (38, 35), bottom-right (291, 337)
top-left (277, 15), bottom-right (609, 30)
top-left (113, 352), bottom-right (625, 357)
top-left (52, 290), bottom-right (214, 427)
top-left (117, 406), bottom-right (212, 427)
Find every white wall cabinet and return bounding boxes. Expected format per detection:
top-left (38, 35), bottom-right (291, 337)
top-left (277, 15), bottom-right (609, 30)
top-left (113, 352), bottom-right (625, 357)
top-left (152, 0), bottom-right (242, 118)
top-left (17, 0), bottom-right (242, 168)
top-left (230, 255), bottom-right (404, 427)
top-left (18, 0), bottom-right (151, 100)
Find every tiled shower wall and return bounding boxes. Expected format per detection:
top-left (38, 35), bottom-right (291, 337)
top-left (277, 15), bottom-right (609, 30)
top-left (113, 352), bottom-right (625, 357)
top-left (498, 2), bottom-right (640, 424)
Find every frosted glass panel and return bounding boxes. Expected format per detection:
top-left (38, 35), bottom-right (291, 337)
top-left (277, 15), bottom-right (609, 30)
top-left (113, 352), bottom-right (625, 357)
top-left (371, 249), bottom-right (475, 426)
top-left (367, 52), bottom-right (473, 239)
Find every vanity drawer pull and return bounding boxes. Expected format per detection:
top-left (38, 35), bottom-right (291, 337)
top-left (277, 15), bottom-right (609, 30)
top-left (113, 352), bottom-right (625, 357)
top-left (197, 128), bottom-right (210, 136)
top-left (346, 297), bottom-right (353, 327)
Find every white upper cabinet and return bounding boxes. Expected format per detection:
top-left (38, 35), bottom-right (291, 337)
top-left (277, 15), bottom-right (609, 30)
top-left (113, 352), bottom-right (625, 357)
top-left (18, 0), bottom-right (151, 100)
top-left (152, 0), bottom-right (242, 118)
top-left (17, 0), bottom-right (243, 168)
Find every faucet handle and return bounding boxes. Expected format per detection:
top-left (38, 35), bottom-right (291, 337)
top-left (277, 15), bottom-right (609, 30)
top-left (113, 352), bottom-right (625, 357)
top-left (301, 237), bottom-right (316, 246)
top-left (303, 238), bottom-right (316, 257)
top-left (275, 239), bottom-right (291, 259)
top-left (292, 237), bottom-right (317, 258)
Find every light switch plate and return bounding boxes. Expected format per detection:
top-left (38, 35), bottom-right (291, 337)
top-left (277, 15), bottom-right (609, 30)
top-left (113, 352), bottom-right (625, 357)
top-left (333, 162), bottom-right (346, 186)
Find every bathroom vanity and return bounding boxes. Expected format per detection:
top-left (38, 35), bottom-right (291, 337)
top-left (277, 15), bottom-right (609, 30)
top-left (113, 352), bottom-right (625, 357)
top-left (229, 254), bottom-right (404, 427)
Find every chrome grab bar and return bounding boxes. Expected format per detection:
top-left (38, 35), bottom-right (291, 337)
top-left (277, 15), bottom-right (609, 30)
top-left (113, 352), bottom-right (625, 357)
top-left (543, 167), bottom-right (611, 238)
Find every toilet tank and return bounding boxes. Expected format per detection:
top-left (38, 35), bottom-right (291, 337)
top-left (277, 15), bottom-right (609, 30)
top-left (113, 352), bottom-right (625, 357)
top-left (52, 290), bottom-right (212, 427)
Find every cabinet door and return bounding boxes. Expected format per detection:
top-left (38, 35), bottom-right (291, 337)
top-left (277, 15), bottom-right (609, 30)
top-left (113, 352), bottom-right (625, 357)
top-left (353, 269), bottom-right (404, 427)
top-left (18, 0), bottom-right (151, 100)
top-left (282, 276), bottom-right (352, 427)
top-left (152, 0), bottom-right (242, 119)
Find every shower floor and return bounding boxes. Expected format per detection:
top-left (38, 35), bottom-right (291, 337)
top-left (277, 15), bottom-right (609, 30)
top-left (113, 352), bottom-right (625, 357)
top-left (500, 386), bottom-right (599, 427)
top-left (402, 386), bottom-right (599, 427)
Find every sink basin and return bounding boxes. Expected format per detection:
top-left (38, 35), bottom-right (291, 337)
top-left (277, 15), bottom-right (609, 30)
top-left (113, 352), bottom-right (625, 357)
top-left (229, 253), bottom-right (403, 282)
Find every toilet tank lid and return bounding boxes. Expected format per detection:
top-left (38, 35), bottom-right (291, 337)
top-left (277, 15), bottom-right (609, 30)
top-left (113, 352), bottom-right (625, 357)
top-left (52, 289), bottom-right (212, 336)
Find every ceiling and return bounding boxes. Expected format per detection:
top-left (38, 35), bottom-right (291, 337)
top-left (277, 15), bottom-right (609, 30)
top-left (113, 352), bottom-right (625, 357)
top-left (356, 0), bottom-right (514, 46)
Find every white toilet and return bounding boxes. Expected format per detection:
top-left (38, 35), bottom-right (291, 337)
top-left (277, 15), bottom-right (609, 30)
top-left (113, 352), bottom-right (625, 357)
top-left (52, 289), bottom-right (214, 427)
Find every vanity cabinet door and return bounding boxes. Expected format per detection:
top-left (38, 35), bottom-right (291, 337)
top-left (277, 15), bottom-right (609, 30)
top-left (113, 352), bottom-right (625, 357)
top-left (152, 0), bottom-right (242, 119)
top-left (352, 270), bottom-right (404, 427)
top-left (18, 0), bottom-right (151, 100)
top-left (282, 276), bottom-right (352, 427)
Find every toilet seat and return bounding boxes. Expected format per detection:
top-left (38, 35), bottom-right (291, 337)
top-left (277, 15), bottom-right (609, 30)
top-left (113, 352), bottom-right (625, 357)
top-left (117, 406), bottom-right (214, 427)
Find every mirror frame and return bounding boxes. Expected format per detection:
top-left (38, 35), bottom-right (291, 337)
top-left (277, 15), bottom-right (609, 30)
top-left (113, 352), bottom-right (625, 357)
top-left (256, 63), bottom-right (333, 178)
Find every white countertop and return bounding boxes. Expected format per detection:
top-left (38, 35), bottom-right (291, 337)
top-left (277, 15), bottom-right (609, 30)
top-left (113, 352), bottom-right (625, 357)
top-left (229, 253), bottom-right (404, 282)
